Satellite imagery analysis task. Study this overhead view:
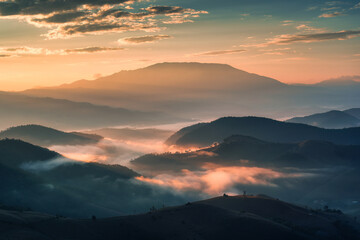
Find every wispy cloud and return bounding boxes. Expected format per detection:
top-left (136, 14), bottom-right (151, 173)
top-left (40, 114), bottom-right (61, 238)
top-left (196, 49), bottom-right (246, 56)
top-left (296, 24), bottom-right (325, 32)
top-left (351, 2), bottom-right (360, 9)
top-left (64, 47), bottom-right (124, 53)
top-left (0, 1), bottom-right (207, 39)
top-left (0, 46), bottom-right (124, 56)
top-left (319, 11), bottom-right (345, 18)
top-left (267, 30), bottom-right (360, 45)
top-left (119, 35), bottom-right (172, 44)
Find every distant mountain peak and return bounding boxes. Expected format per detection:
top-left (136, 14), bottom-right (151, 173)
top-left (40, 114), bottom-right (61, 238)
top-left (286, 109), bottom-right (360, 129)
top-left (144, 62), bottom-right (239, 71)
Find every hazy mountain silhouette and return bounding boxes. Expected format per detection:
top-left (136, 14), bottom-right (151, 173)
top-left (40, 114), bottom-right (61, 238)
top-left (314, 76), bottom-right (360, 86)
top-left (1, 195), bottom-right (358, 240)
top-left (166, 116), bottom-right (360, 148)
top-left (344, 108), bottom-right (360, 119)
top-left (26, 62), bottom-right (285, 92)
top-left (0, 91), bottom-right (183, 130)
top-left (87, 127), bottom-right (174, 141)
top-left (21, 62), bottom-right (360, 119)
top-left (0, 124), bottom-right (103, 147)
top-left (286, 110), bottom-right (360, 129)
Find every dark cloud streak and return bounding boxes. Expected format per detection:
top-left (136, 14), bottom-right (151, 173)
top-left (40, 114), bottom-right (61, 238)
top-left (269, 30), bottom-right (360, 45)
top-left (196, 49), bottom-right (246, 56)
top-left (120, 35), bottom-right (172, 44)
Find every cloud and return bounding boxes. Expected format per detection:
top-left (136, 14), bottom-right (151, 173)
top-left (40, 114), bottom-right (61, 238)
top-left (49, 138), bottom-right (169, 165)
top-left (64, 47), bottom-right (124, 53)
top-left (319, 11), bottom-right (345, 18)
top-left (0, 1), bottom-right (207, 39)
top-left (0, 0), bottom-right (131, 16)
top-left (196, 49), bottom-right (246, 56)
top-left (264, 30), bottom-right (360, 46)
top-left (352, 2), bottom-right (360, 9)
top-left (325, 1), bottom-right (344, 7)
top-left (119, 35), bottom-right (172, 44)
top-left (20, 157), bottom-right (75, 172)
top-left (295, 24), bottom-right (325, 32)
top-left (0, 54), bottom-right (10, 57)
top-left (136, 163), bottom-right (311, 195)
top-left (0, 46), bottom-right (124, 56)
top-left (145, 6), bottom-right (188, 15)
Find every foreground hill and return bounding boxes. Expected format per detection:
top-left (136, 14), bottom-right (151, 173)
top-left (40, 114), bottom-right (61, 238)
top-left (286, 109), bottom-right (360, 129)
top-left (0, 139), bottom-right (59, 168)
top-left (0, 124), bottom-right (102, 146)
top-left (0, 139), bottom-right (185, 218)
top-left (0, 195), bottom-right (359, 240)
top-left (0, 91), bottom-right (182, 130)
top-left (166, 116), bottom-right (360, 148)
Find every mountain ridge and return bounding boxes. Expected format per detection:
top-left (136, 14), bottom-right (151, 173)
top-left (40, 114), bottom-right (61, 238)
top-left (166, 116), bottom-right (360, 147)
top-left (0, 124), bottom-right (103, 147)
top-left (286, 109), bottom-right (360, 129)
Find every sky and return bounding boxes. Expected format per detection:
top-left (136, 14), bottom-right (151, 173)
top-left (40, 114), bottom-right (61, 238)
top-left (0, 0), bottom-right (359, 90)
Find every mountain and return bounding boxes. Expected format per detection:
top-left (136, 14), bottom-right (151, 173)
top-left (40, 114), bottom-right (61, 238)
top-left (0, 138), bottom-right (59, 168)
top-left (1, 195), bottom-right (359, 240)
top-left (134, 135), bottom-right (360, 172)
top-left (0, 124), bottom-right (103, 147)
top-left (166, 116), bottom-right (360, 148)
top-left (21, 62), bottom-right (360, 119)
top-left (0, 138), bottom-right (187, 218)
top-left (25, 62), bottom-right (286, 92)
top-left (21, 62), bottom-right (299, 119)
top-left (315, 76), bottom-right (360, 86)
top-left (0, 91), bottom-right (183, 130)
top-left (286, 110), bottom-right (360, 129)
top-left (133, 134), bottom-right (360, 218)
top-left (344, 108), bottom-right (360, 119)
top-left (86, 127), bottom-right (174, 141)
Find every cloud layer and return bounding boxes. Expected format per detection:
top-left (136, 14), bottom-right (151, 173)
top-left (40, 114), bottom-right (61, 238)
top-left (0, 1), bottom-right (207, 39)
top-left (136, 163), bottom-right (309, 195)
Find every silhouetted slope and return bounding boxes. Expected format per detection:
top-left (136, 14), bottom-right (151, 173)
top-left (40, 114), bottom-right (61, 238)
top-left (344, 108), bottom-right (360, 119)
top-left (166, 117), bottom-right (360, 147)
top-left (0, 91), bottom-right (182, 130)
top-left (0, 139), bottom-right (184, 218)
top-left (133, 135), bottom-right (360, 171)
top-left (165, 122), bottom-right (207, 145)
top-left (0, 139), bottom-right (59, 168)
top-left (0, 124), bottom-right (103, 146)
top-left (286, 110), bottom-right (360, 129)
top-left (1, 195), bottom-right (359, 240)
